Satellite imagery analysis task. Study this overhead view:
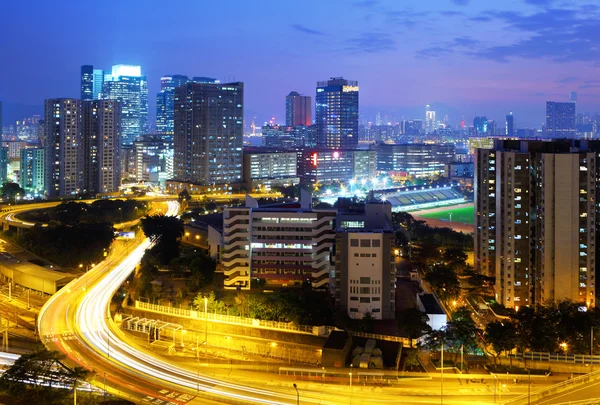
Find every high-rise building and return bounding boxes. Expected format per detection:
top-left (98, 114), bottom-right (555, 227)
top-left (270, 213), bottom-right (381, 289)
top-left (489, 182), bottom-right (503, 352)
top-left (570, 91), bottom-right (578, 103)
top-left (173, 82), bottom-right (243, 186)
top-left (375, 144), bottom-right (455, 178)
top-left (0, 147), bottom-right (7, 185)
top-left (44, 99), bottom-right (85, 197)
top-left (285, 91), bottom-right (311, 127)
top-left (80, 65), bottom-right (94, 100)
top-left (475, 139), bottom-right (599, 309)
top-left (473, 116), bottom-right (488, 134)
top-left (316, 77), bottom-right (359, 149)
top-left (19, 148), bottom-right (44, 196)
top-left (546, 101), bottom-right (576, 139)
top-left (102, 65), bottom-right (148, 145)
top-left (156, 75), bottom-right (190, 135)
top-left (506, 112), bottom-right (515, 137)
top-left (335, 199), bottom-right (396, 320)
top-left (221, 192), bottom-right (336, 290)
top-left (0, 101), bottom-right (3, 137)
top-left (133, 135), bottom-right (173, 186)
top-left (425, 105), bottom-right (436, 134)
top-left (83, 100), bottom-right (122, 194)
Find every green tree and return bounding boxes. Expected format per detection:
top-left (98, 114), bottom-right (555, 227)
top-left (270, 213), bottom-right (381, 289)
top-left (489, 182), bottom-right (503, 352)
top-left (140, 215), bottom-right (184, 263)
top-left (424, 264), bottom-right (461, 302)
top-left (1, 182), bottom-right (25, 202)
top-left (485, 321), bottom-right (517, 363)
top-left (397, 308), bottom-right (432, 346)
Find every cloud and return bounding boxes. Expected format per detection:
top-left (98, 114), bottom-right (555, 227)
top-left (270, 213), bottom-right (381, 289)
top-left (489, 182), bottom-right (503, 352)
top-left (471, 6), bottom-right (600, 63)
top-left (556, 76), bottom-right (579, 84)
top-left (291, 24), bottom-right (326, 36)
top-left (353, 0), bottom-right (379, 7)
top-left (418, 46), bottom-right (454, 59)
top-left (451, 0), bottom-right (469, 5)
top-left (452, 37), bottom-right (479, 48)
top-left (524, 0), bottom-right (554, 5)
top-left (345, 32), bottom-right (396, 53)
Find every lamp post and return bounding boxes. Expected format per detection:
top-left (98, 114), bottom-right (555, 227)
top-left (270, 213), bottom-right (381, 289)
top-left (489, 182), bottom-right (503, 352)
top-left (527, 368), bottom-right (531, 405)
top-left (204, 296), bottom-right (208, 361)
top-left (292, 383), bottom-right (299, 405)
top-left (493, 374), bottom-right (498, 404)
top-left (440, 339), bottom-right (444, 405)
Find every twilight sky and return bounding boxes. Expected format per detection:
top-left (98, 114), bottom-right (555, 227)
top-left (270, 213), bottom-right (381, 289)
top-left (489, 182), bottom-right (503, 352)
top-left (2, 0), bottom-right (600, 128)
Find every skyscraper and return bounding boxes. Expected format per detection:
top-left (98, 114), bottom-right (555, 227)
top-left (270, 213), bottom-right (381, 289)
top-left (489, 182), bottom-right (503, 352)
top-left (316, 77), bottom-right (359, 149)
top-left (546, 101), bottom-right (576, 138)
top-left (173, 82), bottom-right (244, 186)
top-left (506, 112), bottom-right (515, 136)
top-left (425, 105), bottom-right (436, 134)
top-left (83, 100), bottom-right (122, 194)
top-left (20, 148), bottom-right (45, 196)
top-left (473, 116), bottom-right (488, 134)
top-left (80, 65), bottom-right (94, 100)
top-left (156, 75), bottom-right (189, 136)
top-left (102, 65), bottom-right (148, 145)
top-left (0, 101), bottom-right (3, 137)
top-left (285, 91), bottom-right (311, 127)
top-left (44, 99), bottom-right (85, 197)
top-left (475, 139), bottom-right (599, 309)
top-left (93, 69), bottom-right (104, 100)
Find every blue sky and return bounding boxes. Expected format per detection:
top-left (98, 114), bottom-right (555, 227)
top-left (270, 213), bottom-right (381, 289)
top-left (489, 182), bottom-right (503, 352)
top-left (2, 0), bottom-right (600, 128)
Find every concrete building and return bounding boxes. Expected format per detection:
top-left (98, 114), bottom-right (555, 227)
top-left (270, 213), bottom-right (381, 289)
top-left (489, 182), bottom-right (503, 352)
top-left (173, 82), bottom-right (243, 187)
top-left (546, 101), bottom-right (576, 139)
top-left (221, 191), bottom-right (336, 290)
top-left (298, 149), bottom-right (376, 186)
top-left (316, 78), bottom-right (359, 149)
top-left (242, 148), bottom-right (298, 191)
top-left (375, 144), bottom-right (455, 178)
top-left (334, 199), bottom-right (396, 320)
top-left (83, 100), bottom-right (122, 194)
top-left (19, 148), bottom-right (44, 196)
top-left (133, 135), bottom-right (173, 186)
top-left (475, 139), bottom-right (599, 309)
top-left (286, 91), bottom-right (311, 127)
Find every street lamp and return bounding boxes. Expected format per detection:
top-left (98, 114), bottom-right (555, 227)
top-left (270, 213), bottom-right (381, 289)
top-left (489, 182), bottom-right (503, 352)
top-left (292, 383), bottom-right (299, 405)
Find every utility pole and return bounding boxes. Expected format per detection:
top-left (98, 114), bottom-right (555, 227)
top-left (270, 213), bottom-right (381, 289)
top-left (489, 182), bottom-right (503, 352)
top-left (204, 296), bottom-right (208, 362)
top-left (527, 368), bottom-right (531, 405)
top-left (293, 383), bottom-right (299, 405)
top-left (441, 339), bottom-right (444, 405)
top-left (592, 326), bottom-right (594, 357)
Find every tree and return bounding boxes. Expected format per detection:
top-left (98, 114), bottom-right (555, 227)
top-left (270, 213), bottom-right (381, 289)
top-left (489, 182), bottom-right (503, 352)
top-left (485, 321), bottom-right (517, 363)
top-left (397, 308), bottom-right (432, 346)
top-left (402, 349), bottom-right (421, 371)
top-left (442, 247), bottom-right (468, 271)
top-left (424, 264), bottom-right (460, 302)
top-left (193, 291), bottom-right (227, 314)
top-left (178, 188), bottom-right (191, 203)
top-left (1, 182), bottom-right (25, 202)
top-left (444, 306), bottom-right (480, 357)
top-left (140, 215), bottom-right (184, 264)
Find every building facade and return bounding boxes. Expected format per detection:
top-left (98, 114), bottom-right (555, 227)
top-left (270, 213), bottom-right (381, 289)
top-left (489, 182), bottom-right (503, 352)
top-left (173, 82), bottom-right (243, 186)
top-left (242, 148), bottom-right (298, 191)
top-left (546, 101), bottom-right (576, 139)
top-left (316, 78), bottom-right (359, 149)
top-left (298, 149), bottom-right (377, 186)
top-left (335, 200), bottom-right (396, 320)
top-left (506, 112), bottom-right (515, 137)
top-left (222, 194), bottom-right (336, 290)
top-left (156, 75), bottom-right (189, 136)
top-left (80, 65), bottom-right (94, 101)
top-left (101, 65), bottom-right (148, 145)
top-left (19, 148), bottom-right (44, 196)
top-left (133, 135), bottom-right (173, 186)
top-left (475, 139), bottom-right (599, 309)
top-left (286, 91), bottom-right (312, 127)
top-left (375, 144), bottom-right (455, 178)
top-left (83, 100), bottom-right (122, 194)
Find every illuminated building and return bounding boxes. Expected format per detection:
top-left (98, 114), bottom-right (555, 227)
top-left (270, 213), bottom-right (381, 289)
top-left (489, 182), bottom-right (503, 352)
top-left (156, 75), bottom-right (189, 136)
top-left (475, 139), bottom-right (599, 309)
top-left (133, 135), bottom-right (173, 186)
top-left (173, 81), bottom-right (243, 186)
top-left (298, 149), bottom-right (376, 185)
top-left (335, 199), bottom-right (396, 320)
top-left (286, 91), bottom-right (312, 127)
top-left (101, 64), bottom-right (148, 145)
top-left (425, 105), bottom-right (436, 134)
top-left (261, 125), bottom-right (295, 148)
top-left (0, 101), bottom-right (2, 136)
top-left (316, 77), bottom-right (359, 149)
top-left (0, 147), bottom-right (7, 185)
top-left (83, 100), bottom-right (122, 194)
top-left (222, 192), bottom-right (336, 290)
top-left (375, 144), bottom-right (455, 178)
top-left (44, 99), bottom-right (85, 196)
top-left (80, 65), bottom-right (94, 100)
top-left (19, 148), bottom-right (44, 196)
top-left (473, 116), bottom-right (488, 135)
top-left (506, 112), bottom-right (515, 137)
top-left (242, 148), bottom-right (298, 191)
top-left (546, 101), bottom-right (576, 139)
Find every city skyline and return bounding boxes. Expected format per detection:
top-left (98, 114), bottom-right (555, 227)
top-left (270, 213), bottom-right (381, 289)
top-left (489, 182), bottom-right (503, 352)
top-left (3, 0), bottom-right (600, 128)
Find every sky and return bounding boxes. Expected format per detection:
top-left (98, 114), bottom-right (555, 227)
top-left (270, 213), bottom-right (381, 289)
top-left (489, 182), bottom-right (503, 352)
top-left (2, 0), bottom-right (600, 128)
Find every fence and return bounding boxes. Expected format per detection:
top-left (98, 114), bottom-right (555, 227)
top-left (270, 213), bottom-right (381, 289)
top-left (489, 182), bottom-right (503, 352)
top-left (510, 352), bottom-right (600, 365)
top-left (504, 368), bottom-right (600, 405)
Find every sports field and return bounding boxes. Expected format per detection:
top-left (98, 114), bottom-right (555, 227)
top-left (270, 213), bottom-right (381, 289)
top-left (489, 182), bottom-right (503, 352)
top-left (416, 204), bottom-right (474, 225)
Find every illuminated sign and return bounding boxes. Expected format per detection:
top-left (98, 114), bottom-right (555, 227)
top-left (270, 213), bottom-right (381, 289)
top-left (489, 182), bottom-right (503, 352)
top-left (332, 151), bottom-right (340, 159)
top-left (342, 86), bottom-right (359, 92)
top-left (311, 152), bottom-right (318, 167)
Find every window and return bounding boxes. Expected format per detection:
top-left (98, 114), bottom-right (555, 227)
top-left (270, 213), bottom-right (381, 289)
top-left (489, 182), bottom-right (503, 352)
top-left (372, 239), bottom-right (381, 247)
top-left (372, 297), bottom-right (380, 302)
top-left (350, 308), bottom-right (358, 312)
top-left (360, 297), bottom-right (370, 303)
top-left (372, 309), bottom-right (380, 313)
top-left (350, 297), bottom-right (358, 301)
top-left (360, 277), bottom-right (370, 284)
top-left (360, 239), bottom-right (371, 248)
top-left (350, 239), bottom-right (359, 247)
top-left (360, 287), bottom-right (370, 294)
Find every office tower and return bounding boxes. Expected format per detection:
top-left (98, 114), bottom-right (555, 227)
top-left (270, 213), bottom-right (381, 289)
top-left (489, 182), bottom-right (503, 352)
top-left (44, 99), bottom-right (85, 197)
top-left (335, 199), bottom-right (396, 320)
top-left (221, 192), bottom-right (336, 290)
top-left (83, 100), bottom-right (122, 194)
top-left (102, 65), bottom-right (148, 145)
top-left (506, 112), bottom-right (515, 137)
top-left (81, 65), bottom-right (94, 100)
top-left (570, 91), bottom-right (578, 103)
top-left (0, 147), bottom-right (7, 185)
top-left (475, 139), bottom-right (599, 309)
top-left (133, 135), bottom-right (173, 185)
top-left (0, 101), bottom-right (3, 137)
top-left (546, 101), bottom-right (576, 138)
top-left (316, 77), bottom-right (359, 149)
top-left (156, 75), bottom-right (189, 135)
top-left (20, 148), bottom-right (44, 196)
top-left (375, 143), bottom-right (455, 178)
top-left (473, 116), bottom-right (488, 134)
top-left (173, 82), bottom-right (243, 186)
top-left (286, 91), bottom-right (312, 127)
top-left (425, 105), bottom-right (436, 134)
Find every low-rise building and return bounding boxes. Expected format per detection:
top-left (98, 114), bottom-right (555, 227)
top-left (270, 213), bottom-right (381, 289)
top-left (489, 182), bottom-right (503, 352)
top-left (243, 148), bottom-right (298, 191)
top-left (375, 143), bottom-right (455, 178)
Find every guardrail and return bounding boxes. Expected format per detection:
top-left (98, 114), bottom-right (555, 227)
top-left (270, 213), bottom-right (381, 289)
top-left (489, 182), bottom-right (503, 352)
top-left (509, 352), bottom-right (600, 365)
top-left (503, 368), bottom-right (600, 405)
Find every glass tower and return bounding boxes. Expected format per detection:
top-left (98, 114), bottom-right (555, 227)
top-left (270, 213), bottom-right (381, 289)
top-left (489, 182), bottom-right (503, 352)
top-left (546, 101), bottom-right (576, 138)
top-left (80, 65), bottom-right (94, 100)
top-left (156, 75), bottom-right (189, 136)
top-left (316, 77), bottom-right (359, 149)
top-left (20, 148), bottom-right (45, 196)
